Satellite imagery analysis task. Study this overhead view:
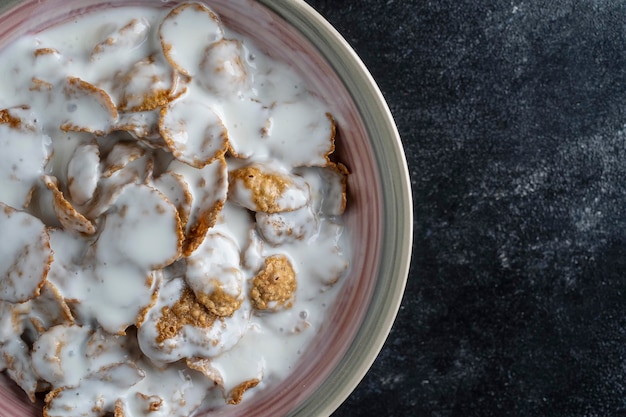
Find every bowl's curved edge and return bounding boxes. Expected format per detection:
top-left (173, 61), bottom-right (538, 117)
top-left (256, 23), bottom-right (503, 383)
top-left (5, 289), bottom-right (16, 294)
top-left (258, 1), bottom-right (414, 416)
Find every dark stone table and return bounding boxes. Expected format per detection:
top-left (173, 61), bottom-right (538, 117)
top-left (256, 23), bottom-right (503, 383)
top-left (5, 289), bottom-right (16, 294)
top-left (304, 0), bottom-right (626, 416)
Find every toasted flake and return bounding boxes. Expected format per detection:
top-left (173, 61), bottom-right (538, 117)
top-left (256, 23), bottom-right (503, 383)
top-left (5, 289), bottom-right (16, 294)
top-left (34, 47), bottom-right (60, 57)
top-left (159, 3), bottom-right (224, 77)
top-left (255, 206), bottom-right (318, 246)
top-left (84, 152), bottom-right (154, 219)
top-left (266, 104), bottom-right (335, 167)
top-left (222, 98), bottom-right (270, 159)
top-left (185, 233), bottom-right (243, 317)
top-left (228, 379), bottom-right (260, 405)
top-left (168, 157), bottom-right (228, 255)
top-left (185, 357), bottom-right (223, 385)
top-left (91, 18), bottom-right (151, 59)
top-left (228, 164), bottom-right (310, 213)
top-left (60, 77), bottom-right (118, 135)
top-left (115, 55), bottom-right (174, 112)
top-left (198, 39), bottom-right (248, 95)
top-left (31, 324), bottom-right (92, 387)
top-left (43, 175), bottom-right (96, 236)
top-left (67, 143), bottom-right (100, 206)
top-left (0, 106), bottom-right (51, 209)
top-left (102, 141), bottom-right (146, 178)
top-left (94, 183), bottom-right (182, 270)
top-left (250, 254), bottom-right (296, 311)
top-left (0, 203), bottom-right (52, 303)
top-left (152, 171), bottom-right (192, 229)
top-left (30, 77), bottom-right (53, 92)
top-left (89, 263), bottom-right (159, 335)
top-left (137, 277), bottom-right (249, 363)
top-left (160, 97), bottom-right (228, 168)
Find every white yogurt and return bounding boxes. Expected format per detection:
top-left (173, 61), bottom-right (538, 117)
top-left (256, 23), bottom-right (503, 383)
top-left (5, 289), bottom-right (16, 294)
top-left (0, 3), bottom-right (351, 416)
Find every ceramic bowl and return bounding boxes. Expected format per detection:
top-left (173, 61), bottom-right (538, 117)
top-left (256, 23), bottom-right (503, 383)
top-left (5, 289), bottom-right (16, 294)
top-left (0, 0), bottom-right (412, 415)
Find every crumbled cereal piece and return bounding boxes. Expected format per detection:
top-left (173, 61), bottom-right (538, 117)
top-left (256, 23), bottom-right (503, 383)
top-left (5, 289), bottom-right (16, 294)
top-left (33, 47), bottom-right (60, 57)
top-left (197, 39), bottom-right (248, 95)
top-left (159, 96), bottom-right (228, 168)
top-left (159, 3), bottom-right (224, 77)
top-left (255, 206), bottom-right (318, 246)
top-left (42, 175), bottom-right (96, 236)
top-left (0, 106), bottom-right (51, 209)
top-left (168, 157), bottom-right (228, 256)
top-left (91, 18), bottom-right (151, 59)
top-left (67, 143), bottom-right (100, 206)
top-left (60, 77), bottom-right (118, 135)
top-left (185, 233), bottom-right (243, 317)
top-left (250, 255), bottom-right (296, 311)
top-left (137, 277), bottom-right (249, 363)
top-left (0, 203), bottom-right (52, 303)
top-left (229, 164), bottom-right (310, 213)
top-left (155, 286), bottom-right (216, 343)
top-left (29, 77), bottom-right (53, 92)
top-left (228, 379), bottom-right (260, 405)
top-left (43, 363), bottom-right (145, 417)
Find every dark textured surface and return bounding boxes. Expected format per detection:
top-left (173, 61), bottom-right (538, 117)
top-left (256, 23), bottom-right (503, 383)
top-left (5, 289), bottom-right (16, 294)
top-left (303, 0), bottom-right (626, 416)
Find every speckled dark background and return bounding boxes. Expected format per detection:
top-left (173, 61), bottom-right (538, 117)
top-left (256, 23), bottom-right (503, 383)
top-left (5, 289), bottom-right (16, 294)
top-left (303, 0), bottom-right (626, 416)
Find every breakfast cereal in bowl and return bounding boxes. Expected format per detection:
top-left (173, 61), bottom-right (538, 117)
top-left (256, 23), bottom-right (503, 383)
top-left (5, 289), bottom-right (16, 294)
top-left (0, 0), bottom-right (411, 416)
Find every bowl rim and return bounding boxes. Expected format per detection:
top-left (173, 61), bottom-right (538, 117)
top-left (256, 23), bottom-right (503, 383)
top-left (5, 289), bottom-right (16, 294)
top-left (257, 1), bottom-right (413, 415)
